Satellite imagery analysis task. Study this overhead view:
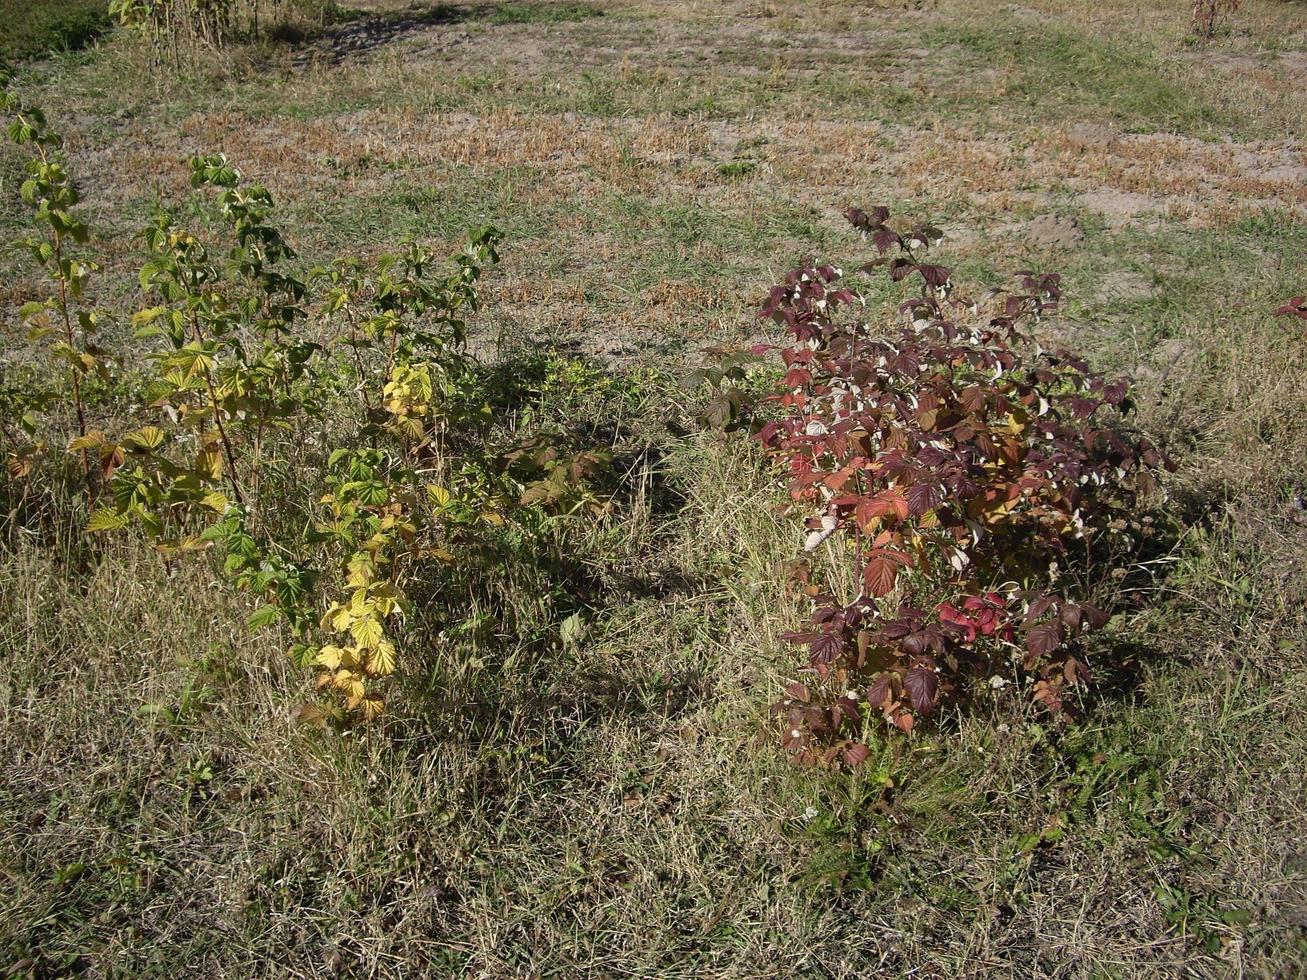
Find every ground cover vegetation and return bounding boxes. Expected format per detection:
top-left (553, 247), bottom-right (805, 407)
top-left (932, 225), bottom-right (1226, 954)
top-left (0, 1), bottom-right (110, 64)
top-left (0, 0), bottom-right (1304, 975)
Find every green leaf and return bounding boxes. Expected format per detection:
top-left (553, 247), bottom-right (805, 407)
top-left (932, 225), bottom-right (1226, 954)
top-left (247, 606), bottom-right (281, 631)
top-left (86, 508), bottom-right (130, 533)
top-left (123, 425), bottom-right (166, 451)
top-left (199, 491), bottom-right (230, 513)
top-left (560, 611), bottom-right (586, 651)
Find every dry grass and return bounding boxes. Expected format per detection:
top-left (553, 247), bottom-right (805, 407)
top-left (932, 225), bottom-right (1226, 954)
top-left (1, 0), bottom-right (1306, 975)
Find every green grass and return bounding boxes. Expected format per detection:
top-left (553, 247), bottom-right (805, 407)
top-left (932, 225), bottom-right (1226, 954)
top-left (489, 2), bottom-right (602, 24)
top-left (0, 0), bottom-right (108, 62)
top-left (922, 21), bottom-right (1245, 135)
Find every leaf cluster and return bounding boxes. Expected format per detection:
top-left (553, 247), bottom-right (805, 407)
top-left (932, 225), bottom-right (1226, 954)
top-left (758, 207), bottom-right (1173, 764)
top-left (3, 86), bottom-right (612, 723)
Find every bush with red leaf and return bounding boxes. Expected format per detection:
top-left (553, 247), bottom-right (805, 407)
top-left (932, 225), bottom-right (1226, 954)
top-left (758, 207), bottom-right (1172, 766)
top-left (1191, 0), bottom-right (1240, 37)
top-left (1275, 296), bottom-right (1307, 332)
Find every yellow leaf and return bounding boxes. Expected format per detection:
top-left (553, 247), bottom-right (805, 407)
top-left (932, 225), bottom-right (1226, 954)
top-left (200, 491), bottom-right (230, 513)
top-left (321, 603), bottom-right (352, 632)
top-left (345, 552), bottom-right (375, 588)
top-left (133, 305), bottom-right (168, 326)
top-left (195, 446), bottom-right (224, 482)
top-left (85, 508), bottom-right (129, 533)
top-left (333, 669), bottom-right (365, 701)
top-left (293, 702), bottom-right (328, 727)
top-left (123, 425), bottom-right (166, 451)
top-left (426, 484), bottom-right (451, 507)
top-left (67, 430), bottom-right (110, 453)
top-left (314, 645), bottom-right (344, 670)
top-left (340, 646), bottom-right (363, 670)
top-left (355, 693), bottom-right (385, 721)
top-left (367, 640), bottom-right (396, 677)
top-left (350, 614), bottom-right (384, 650)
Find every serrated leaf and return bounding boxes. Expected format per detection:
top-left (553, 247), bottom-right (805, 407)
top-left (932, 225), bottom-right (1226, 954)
top-left (321, 604), bottom-right (352, 632)
top-left (67, 431), bottom-right (109, 453)
top-left (85, 508), bottom-right (130, 533)
top-left (560, 612), bottom-right (586, 651)
top-left (1026, 621), bottom-right (1064, 660)
top-left (903, 667), bottom-right (939, 715)
top-left (350, 614), bottom-right (384, 649)
top-left (123, 425), bottom-right (166, 451)
top-left (195, 446), bottom-right (223, 481)
top-left (247, 606), bottom-right (280, 630)
top-left (367, 639), bottom-right (396, 676)
top-left (841, 742), bottom-right (871, 767)
top-left (345, 552), bottom-right (375, 588)
top-left (864, 555), bottom-right (901, 597)
top-left (199, 491), bottom-right (230, 513)
top-left (294, 702), bottom-right (328, 726)
top-left (333, 669), bottom-right (365, 701)
top-left (314, 645), bottom-right (344, 670)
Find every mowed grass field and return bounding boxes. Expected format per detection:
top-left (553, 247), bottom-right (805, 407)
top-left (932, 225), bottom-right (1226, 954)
top-left (1, 0), bottom-right (1306, 976)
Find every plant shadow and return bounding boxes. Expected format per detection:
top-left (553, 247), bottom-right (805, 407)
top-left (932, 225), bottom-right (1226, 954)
top-left (285, 1), bottom-right (601, 65)
top-left (381, 343), bottom-right (717, 763)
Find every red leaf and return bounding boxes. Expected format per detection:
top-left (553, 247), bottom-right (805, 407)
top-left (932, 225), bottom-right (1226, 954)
top-left (959, 386), bottom-right (988, 415)
top-left (873, 227), bottom-right (901, 254)
top-left (915, 264), bottom-right (951, 287)
top-left (1024, 594), bottom-right (1056, 622)
top-left (864, 555), bottom-right (901, 596)
top-left (1274, 296), bottom-right (1307, 320)
top-left (842, 742), bottom-right (871, 767)
top-left (1081, 603), bottom-right (1109, 630)
top-left (1026, 621), bottom-right (1064, 660)
top-left (867, 673), bottom-right (892, 710)
top-left (903, 667), bottom-right (939, 715)
top-left (906, 481), bottom-right (941, 517)
top-left (1063, 656), bottom-right (1091, 686)
top-left (809, 631), bottom-right (845, 665)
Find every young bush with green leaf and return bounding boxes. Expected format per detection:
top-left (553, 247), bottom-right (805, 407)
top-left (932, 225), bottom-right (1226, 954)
top-left (3, 75), bottom-right (112, 500)
top-left (2, 84), bottom-right (609, 722)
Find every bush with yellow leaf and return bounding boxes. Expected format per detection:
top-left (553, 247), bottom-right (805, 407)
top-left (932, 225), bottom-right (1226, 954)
top-left (2, 84), bottom-right (609, 722)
